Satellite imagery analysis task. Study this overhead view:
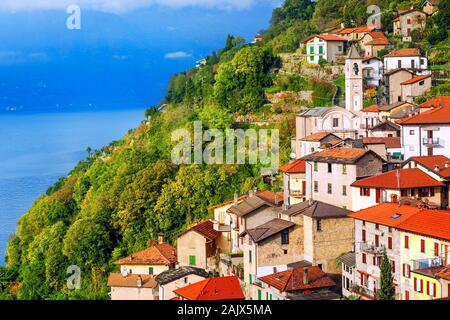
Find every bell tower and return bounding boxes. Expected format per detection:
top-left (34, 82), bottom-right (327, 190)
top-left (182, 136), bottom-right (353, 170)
top-left (345, 44), bottom-right (363, 113)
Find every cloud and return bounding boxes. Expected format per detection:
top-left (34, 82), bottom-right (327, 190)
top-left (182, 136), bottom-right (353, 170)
top-left (0, 51), bottom-right (49, 65)
top-left (164, 51), bottom-right (192, 59)
top-left (0, 0), bottom-right (258, 13)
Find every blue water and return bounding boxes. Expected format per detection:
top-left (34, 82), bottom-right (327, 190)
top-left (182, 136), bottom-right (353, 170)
top-left (0, 109), bottom-right (145, 263)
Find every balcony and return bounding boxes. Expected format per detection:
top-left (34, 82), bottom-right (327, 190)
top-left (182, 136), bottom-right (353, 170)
top-left (290, 189), bottom-right (305, 199)
top-left (213, 221), bottom-right (231, 232)
top-left (422, 138), bottom-right (440, 147)
top-left (360, 242), bottom-right (385, 256)
top-left (411, 257), bottom-right (443, 271)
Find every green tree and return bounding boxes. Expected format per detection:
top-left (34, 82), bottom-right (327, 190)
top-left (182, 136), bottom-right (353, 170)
top-left (377, 249), bottom-right (395, 300)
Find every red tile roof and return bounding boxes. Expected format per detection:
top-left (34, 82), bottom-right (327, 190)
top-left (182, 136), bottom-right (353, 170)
top-left (301, 34), bottom-right (346, 43)
top-left (384, 48), bottom-right (421, 57)
top-left (279, 159), bottom-right (306, 173)
top-left (362, 137), bottom-right (401, 149)
top-left (337, 26), bottom-right (374, 34)
top-left (350, 203), bottom-right (423, 227)
top-left (188, 221), bottom-right (220, 241)
top-left (255, 190), bottom-right (284, 206)
top-left (436, 268), bottom-right (450, 281)
top-left (114, 243), bottom-right (177, 266)
top-left (173, 276), bottom-right (244, 300)
top-left (302, 148), bottom-right (369, 163)
top-left (366, 32), bottom-right (389, 45)
top-left (401, 74), bottom-right (432, 85)
top-left (399, 104), bottom-right (450, 125)
top-left (419, 96), bottom-right (450, 109)
top-left (410, 155), bottom-right (450, 178)
top-left (363, 105), bottom-right (382, 112)
top-left (398, 210), bottom-right (450, 241)
top-left (351, 168), bottom-right (444, 189)
top-left (259, 266), bottom-right (336, 292)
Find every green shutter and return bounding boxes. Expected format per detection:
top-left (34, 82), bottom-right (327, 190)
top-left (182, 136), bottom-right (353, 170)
top-left (149, 267), bottom-right (154, 275)
top-left (309, 46), bottom-right (314, 54)
top-left (189, 255), bottom-right (196, 266)
top-left (258, 290), bottom-right (262, 300)
top-left (319, 46), bottom-right (323, 54)
top-left (249, 274), bottom-right (253, 284)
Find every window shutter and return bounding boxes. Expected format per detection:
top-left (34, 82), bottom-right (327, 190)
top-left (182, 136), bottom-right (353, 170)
top-left (414, 278), bottom-right (417, 291)
top-left (434, 243), bottom-right (439, 256)
top-left (421, 239), bottom-right (425, 253)
top-left (403, 264), bottom-right (406, 277)
top-left (360, 187), bottom-right (363, 196)
top-left (388, 237), bottom-right (393, 250)
top-left (420, 279), bottom-right (423, 293)
top-left (426, 281), bottom-right (430, 296)
top-left (433, 283), bottom-right (437, 297)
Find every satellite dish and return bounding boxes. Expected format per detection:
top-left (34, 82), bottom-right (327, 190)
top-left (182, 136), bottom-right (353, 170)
top-left (290, 152), bottom-right (297, 160)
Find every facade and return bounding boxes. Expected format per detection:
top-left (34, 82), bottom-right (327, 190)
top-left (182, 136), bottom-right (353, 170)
top-left (383, 48), bottom-right (428, 73)
top-left (362, 137), bottom-right (403, 160)
top-left (383, 69), bottom-right (415, 104)
top-left (345, 45), bottom-right (364, 114)
top-left (155, 266), bottom-right (209, 300)
top-left (108, 274), bottom-right (159, 300)
top-left (302, 149), bottom-right (384, 209)
top-left (350, 168), bottom-right (445, 211)
top-left (368, 121), bottom-right (400, 138)
top-left (300, 34), bottom-right (346, 64)
top-left (298, 132), bottom-right (341, 158)
top-left (359, 32), bottom-right (389, 58)
top-left (279, 159), bottom-right (307, 206)
top-left (401, 74), bottom-right (432, 103)
top-left (362, 57), bottom-right (383, 87)
top-left (393, 9), bottom-right (428, 42)
top-left (400, 101), bottom-right (450, 159)
top-left (423, 0), bottom-right (440, 15)
top-left (337, 252), bottom-right (356, 297)
top-left (333, 26), bottom-right (375, 42)
top-left (378, 101), bottom-right (417, 121)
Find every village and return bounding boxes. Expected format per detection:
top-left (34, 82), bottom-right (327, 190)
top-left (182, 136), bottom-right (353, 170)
top-left (106, 1), bottom-right (450, 301)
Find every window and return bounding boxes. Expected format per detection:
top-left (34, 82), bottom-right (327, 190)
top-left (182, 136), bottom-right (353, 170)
top-left (314, 162), bottom-right (318, 172)
top-left (189, 255), bottom-right (196, 266)
top-left (419, 80), bottom-right (425, 86)
top-left (391, 261), bottom-right (396, 273)
top-left (434, 243), bottom-right (439, 257)
top-left (407, 18), bottom-right (411, 24)
top-left (314, 181), bottom-right (319, 192)
top-left (388, 237), bottom-right (393, 250)
top-left (411, 59), bottom-right (415, 69)
top-left (249, 250), bottom-right (252, 263)
top-left (281, 230), bottom-right (289, 245)
top-left (283, 249), bottom-right (288, 255)
top-left (327, 183), bottom-right (332, 194)
top-left (184, 277), bottom-right (188, 284)
top-left (362, 229), bottom-right (366, 242)
top-left (398, 60), bottom-right (402, 68)
top-left (375, 224), bottom-right (379, 230)
top-left (342, 164), bottom-right (347, 174)
top-left (310, 56), bottom-right (314, 62)
top-left (405, 235), bottom-right (409, 249)
top-left (343, 185), bottom-right (347, 196)
top-left (309, 46), bottom-right (314, 54)
top-left (338, 45), bottom-right (342, 52)
top-left (317, 219), bottom-right (322, 232)
top-left (362, 253), bottom-right (367, 264)
top-left (420, 239), bottom-right (425, 253)
top-left (360, 187), bottom-right (370, 197)
top-left (332, 118), bottom-right (339, 128)
top-left (318, 264), bottom-right (323, 270)
top-left (328, 163), bottom-right (332, 173)
top-left (319, 46), bottom-right (324, 54)
top-left (410, 130), bottom-right (415, 135)
top-left (375, 234), bottom-right (380, 247)
top-left (148, 267), bottom-right (154, 275)
top-left (420, 58), bottom-right (425, 65)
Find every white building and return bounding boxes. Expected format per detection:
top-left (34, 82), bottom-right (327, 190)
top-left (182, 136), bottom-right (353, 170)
top-left (362, 57), bottom-right (383, 87)
top-left (383, 48), bottom-right (428, 73)
top-left (400, 101), bottom-right (450, 159)
top-left (337, 252), bottom-right (356, 297)
top-left (300, 34), bottom-right (346, 64)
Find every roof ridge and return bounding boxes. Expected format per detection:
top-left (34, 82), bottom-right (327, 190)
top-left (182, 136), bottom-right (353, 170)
top-left (281, 270), bottom-right (294, 292)
top-left (154, 244), bottom-right (172, 264)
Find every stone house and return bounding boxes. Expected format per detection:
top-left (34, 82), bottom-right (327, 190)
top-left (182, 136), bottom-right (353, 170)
top-left (401, 74), bottom-right (432, 103)
top-left (393, 8), bottom-right (427, 42)
top-left (302, 148), bottom-right (384, 209)
top-left (279, 159), bottom-right (307, 206)
top-left (378, 101), bottom-right (417, 121)
top-left (359, 32), bottom-right (389, 58)
top-left (368, 121), bottom-right (400, 138)
top-left (297, 132), bottom-right (341, 158)
top-left (383, 69), bottom-right (416, 104)
top-left (361, 137), bottom-right (403, 160)
top-left (423, 0), bottom-right (440, 15)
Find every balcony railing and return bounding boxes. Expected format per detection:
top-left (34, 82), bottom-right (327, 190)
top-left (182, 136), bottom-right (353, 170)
top-left (290, 189), bottom-right (305, 198)
top-left (412, 257), bottom-right (443, 271)
top-left (213, 221), bottom-right (231, 232)
top-left (423, 138), bottom-right (440, 147)
top-left (360, 242), bottom-right (386, 256)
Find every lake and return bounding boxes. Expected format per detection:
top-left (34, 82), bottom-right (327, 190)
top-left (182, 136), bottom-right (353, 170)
top-left (0, 109), bottom-right (145, 263)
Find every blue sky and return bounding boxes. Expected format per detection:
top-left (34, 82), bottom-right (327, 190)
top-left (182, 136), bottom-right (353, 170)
top-left (0, 1), bottom-right (279, 112)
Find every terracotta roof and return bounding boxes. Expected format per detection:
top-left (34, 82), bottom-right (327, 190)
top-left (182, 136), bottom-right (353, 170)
top-left (398, 209), bottom-right (450, 241)
top-left (351, 168), bottom-right (444, 189)
top-left (173, 276), bottom-right (244, 300)
top-left (384, 48), bottom-right (421, 57)
top-left (301, 132), bottom-right (336, 142)
top-left (337, 26), bottom-right (374, 34)
top-left (155, 267), bottom-right (209, 285)
top-left (362, 105), bottom-right (381, 112)
top-left (399, 104), bottom-right (450, 125)
top-left (188, 221), bottom-right (220, 241)
top-left (419, 96), bottom-right (450, 109)
top-left (366, 32), bottom-right (389, 45)
top-left (410, 155), bottom-right (450, 178)
top-left (244, 218), bottom-right (296, 243)
top-left (107, 274), bottom-right (157, 288)
top-left (114, 243), bottom-right (177, 266)
top-left (401, 74), bottom-right (432, 85)
top-left (283, 200), bottom-right (351, 219)
top-left (279, 159), bottom-right (306, 173)
top-left (301, 148), bottom-right (375, 164)
top-left (256, 190), bottom-right (284, 206)
top-left (209, 195), bottom-right (247, 210)
top-left (301, 34), bottom-right (346, 43)
top-left (259, 266), bottom-right (336, 292)
top-left (436, 267), bottom-right (450, 281)
top-left (378, 101), bottom-right (414, 111)
top-left (350, 203), bottom-right (423, 227)
top-left (362, 137), bottom-right (401, 148)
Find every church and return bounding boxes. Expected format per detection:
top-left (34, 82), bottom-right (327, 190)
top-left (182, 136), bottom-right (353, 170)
top-left (291, 44), bottom-right (380, 158)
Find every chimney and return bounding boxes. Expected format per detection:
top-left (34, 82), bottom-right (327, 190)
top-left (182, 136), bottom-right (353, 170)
top-left (435, 165), bottom-right (440, 172)
top-left (303, 267), bottom-right (309, 285)
top-left (249, 189), bottom-right (254, 198)
top-left (137, 275), bottom-right (143, 288)
top-left (390, 194), bottom-right (398, 204)
top-left (234, 193), bottom-right (238, 203)
top-left (158, 232), bottom-right (164, 245)
top-left (275, 194), bottom-right (279, 206)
